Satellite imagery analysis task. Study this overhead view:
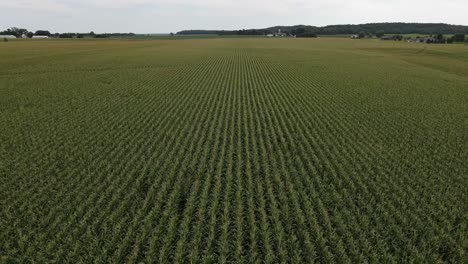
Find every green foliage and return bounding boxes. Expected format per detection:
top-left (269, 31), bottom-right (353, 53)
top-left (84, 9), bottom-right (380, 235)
top-left (178, 23), bottom-right (468, 36)
top-left (34, 30), bottom-right (51, 36)
top-left (452, 34), bottom-right (466, 42)
top-left (296, 33), bottom-right (318, 38)
top-left (446, 34), bottom-right (465, 44)
top-left (376, 30), bottom-right (385, 37)
top-left (59, 33), bottom-right (75, 38)
top-left (436, 34), bottom-right (446, 43)
top-left (0, 27), bottom-right (29, 37)
top-left (1, 27), bottom-right (138, 39)
top-left (0, 38), bottom-right (467, 263)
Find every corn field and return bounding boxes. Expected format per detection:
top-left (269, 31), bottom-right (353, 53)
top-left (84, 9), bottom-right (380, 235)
top-left (0, 38), bottom-right (467, 263)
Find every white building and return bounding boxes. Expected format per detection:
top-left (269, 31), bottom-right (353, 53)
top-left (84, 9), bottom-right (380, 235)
top-left (32, 36), bottom-right (49, 39)
top-left (275, 29), bottom-right (287, 37)
top-left (1, 35), bottom-right (17, 39)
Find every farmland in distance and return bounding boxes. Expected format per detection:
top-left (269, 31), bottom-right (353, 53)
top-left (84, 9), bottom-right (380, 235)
top-left (0, 38), bottom-right (467, 263)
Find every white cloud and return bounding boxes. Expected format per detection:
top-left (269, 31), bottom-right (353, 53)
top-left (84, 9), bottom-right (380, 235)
top-left (0, 0), bottom-right (70, 11)
top-left (0, 0), bottom-right (466, 32)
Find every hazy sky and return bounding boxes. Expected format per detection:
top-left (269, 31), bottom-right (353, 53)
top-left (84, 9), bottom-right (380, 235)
top-left (1, 0), bottom-right (467, 33)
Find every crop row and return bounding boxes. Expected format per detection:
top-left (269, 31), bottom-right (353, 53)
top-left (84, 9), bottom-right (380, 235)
top-left (1, 40), bottom-right (466, 263)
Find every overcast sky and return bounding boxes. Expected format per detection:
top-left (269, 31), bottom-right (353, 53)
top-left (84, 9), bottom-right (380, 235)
top-left (1, 0), bottom-right (467, 33)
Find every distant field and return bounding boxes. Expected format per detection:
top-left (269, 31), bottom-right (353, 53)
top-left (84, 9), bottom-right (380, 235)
top-left (1, 38), bottom-right (467, 263)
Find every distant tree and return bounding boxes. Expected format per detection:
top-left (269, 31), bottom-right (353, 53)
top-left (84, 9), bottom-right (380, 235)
top-left (27, 32), bottom-right (34, 38)
top-left (447, 37), bottom-right (454, 44)
top-left (452, 34), bottom-right (465, 42)
top-left (59, 33), bottom-right (74, 38)
top-left (3, 38), bottom-right (8, 42)
top-left (0, 29), bottom-right (10, 35)
top-left (170, 32), bottom-right (174, 36)
top-left (358, 31), bottom-right (366, 39)
top-left (0, 27), bottom-right (29, 37)
top-left (376, 30), bottom-right (385, 37)
top-left (436, 34), bottom-right (445, 43)
top-left (35, 30), bottom-right (51, 36)
top-left (77, 34), bottom-right (84, 38)
top-left (296, 33), bottom-right (317, 38)
top-left (13, 28), bottom-right (28, 37)
top-left (296, 27), bottom-right (306, 35)
top-left (8, 27), bottom-right (19, 36)
top-left (177, 23), bottom-right (468, 36)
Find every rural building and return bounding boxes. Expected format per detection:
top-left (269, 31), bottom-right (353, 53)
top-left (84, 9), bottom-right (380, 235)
top-left (380, 36), bottom-right (393, 40)
top-left (350, 35), bottom-right (359, 39)
top-left (32, 36), bottom-right (49, 39)
top-left (381, 35), bottom-right (403, 41)
top-left (1, 35), bottom-right (17, 39)
top-left (407, 37), bottom-right (437, 43)
top-left (275, 29), bottom-right (287, 37)
top-left (269, 29), bottom-right (287, 37)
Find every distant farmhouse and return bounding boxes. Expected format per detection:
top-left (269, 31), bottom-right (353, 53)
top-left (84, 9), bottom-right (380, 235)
top-left (32, 36), bottom-right (49, 39)
top-left (407, 37), bottom-right (438, 43)
top-left (380, 35), bottom-right (394, 40)
top-left (381, 35), bottom-right (403, 41)
top-left (267, 29), bottom-right (288, 37)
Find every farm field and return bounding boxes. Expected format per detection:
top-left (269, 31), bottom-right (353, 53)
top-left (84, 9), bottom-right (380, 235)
top-left (0, 38), bottom-right (467, 263)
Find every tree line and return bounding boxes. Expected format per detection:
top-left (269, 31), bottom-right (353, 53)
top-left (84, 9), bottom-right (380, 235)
top-left (0, 27), bottom-right (136, 38)
top-left (178, 23), bottom-right (468, 37)
top-left (377, 33), bottom-right (466, 43)
top-left (426, 34), bottom-right (466, 43)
